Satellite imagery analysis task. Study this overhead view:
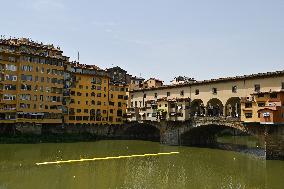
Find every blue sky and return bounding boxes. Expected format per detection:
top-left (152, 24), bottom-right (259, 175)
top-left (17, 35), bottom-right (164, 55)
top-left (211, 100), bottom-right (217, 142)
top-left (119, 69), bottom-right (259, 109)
top-left (1, 0), bottom-right (284, 83)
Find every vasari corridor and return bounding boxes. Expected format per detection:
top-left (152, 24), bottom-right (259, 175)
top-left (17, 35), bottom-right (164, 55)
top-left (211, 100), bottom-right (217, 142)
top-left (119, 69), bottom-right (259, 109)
top-left (0, 0), bottom-right (284, 188)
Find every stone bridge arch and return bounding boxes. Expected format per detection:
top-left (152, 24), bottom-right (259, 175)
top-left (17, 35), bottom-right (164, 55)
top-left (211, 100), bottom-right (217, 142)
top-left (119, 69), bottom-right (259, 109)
top-left (123, 122), bottom-right (161, 141)
top-left (180, 123), bottom-right (253, 147)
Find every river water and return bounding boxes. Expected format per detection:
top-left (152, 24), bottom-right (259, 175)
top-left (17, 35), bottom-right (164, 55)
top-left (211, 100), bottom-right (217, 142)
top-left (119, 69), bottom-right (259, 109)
top-left (0, 140), bottom-right (283, 189)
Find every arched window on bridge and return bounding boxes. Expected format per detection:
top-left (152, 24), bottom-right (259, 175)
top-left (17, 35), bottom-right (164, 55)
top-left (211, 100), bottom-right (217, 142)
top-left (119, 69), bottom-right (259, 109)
top-left (206, 98), bottom-right (224, 117)
top-left (190, 99), bottom-right (205, 116)
top-left (225, 97), bottom-right (241, 118)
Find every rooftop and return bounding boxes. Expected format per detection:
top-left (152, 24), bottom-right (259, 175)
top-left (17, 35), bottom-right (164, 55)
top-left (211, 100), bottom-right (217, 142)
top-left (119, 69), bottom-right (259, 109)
top-left (0, 37), bottom-right (62, 52)
top-left (131, 70), bottom-right (284, 92)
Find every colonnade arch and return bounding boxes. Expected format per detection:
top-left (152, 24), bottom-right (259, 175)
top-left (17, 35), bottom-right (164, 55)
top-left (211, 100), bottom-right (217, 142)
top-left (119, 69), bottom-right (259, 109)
top-left (206, 98), bottom-right (224, 117)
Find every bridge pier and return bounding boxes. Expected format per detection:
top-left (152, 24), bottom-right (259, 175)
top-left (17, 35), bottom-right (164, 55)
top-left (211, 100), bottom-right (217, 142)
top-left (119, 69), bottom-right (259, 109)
top-left (264, 125), bottom-right (284, 160)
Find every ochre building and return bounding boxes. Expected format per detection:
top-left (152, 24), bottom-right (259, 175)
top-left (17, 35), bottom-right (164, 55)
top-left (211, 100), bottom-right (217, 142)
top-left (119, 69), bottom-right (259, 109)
top-left (0, 38), bottom-right (68, 126)
top-left (64, 63), bottom-right (128, 125)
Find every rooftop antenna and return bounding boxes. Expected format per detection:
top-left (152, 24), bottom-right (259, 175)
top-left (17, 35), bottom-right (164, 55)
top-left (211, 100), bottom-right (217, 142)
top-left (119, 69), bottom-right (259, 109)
top-left (77, 51), bottom-right (80, 62)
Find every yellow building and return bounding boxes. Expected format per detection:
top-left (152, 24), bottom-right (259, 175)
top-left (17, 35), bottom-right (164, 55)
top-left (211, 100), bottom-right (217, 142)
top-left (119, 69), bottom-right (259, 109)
top-left (65, 63), bottom-right (128, 125)
top-left (109, 84), bottom-right (128, 124)
top-left (0, 38), bottom-right (68, 125)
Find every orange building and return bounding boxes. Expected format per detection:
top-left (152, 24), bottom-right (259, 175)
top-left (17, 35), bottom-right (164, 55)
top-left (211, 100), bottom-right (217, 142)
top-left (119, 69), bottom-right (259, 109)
top-left (241, 91), bottom-right (284, 124)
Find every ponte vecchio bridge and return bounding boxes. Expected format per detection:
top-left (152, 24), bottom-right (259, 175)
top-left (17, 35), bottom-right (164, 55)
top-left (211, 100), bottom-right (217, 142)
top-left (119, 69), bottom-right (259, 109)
top-left (128, 71), bottom-right (284, 160)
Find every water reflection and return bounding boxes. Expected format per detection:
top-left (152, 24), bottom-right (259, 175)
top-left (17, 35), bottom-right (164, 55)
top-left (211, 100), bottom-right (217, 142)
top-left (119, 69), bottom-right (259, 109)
top-left (0, 140), bottom-right (283, 189)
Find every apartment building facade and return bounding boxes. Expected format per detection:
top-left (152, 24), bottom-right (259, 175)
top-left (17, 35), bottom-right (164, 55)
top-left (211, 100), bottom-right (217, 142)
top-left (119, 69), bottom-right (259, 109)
top-left (64, 64), bottom-right (129, 125)
top-left (241, 91), bottom-right (284, 124)
top-left (0, 38), bottom-right (68, 125)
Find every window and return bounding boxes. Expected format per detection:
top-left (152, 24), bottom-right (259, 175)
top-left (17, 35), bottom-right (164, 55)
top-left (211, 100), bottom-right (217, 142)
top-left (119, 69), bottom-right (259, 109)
top-left (8, 56), bottom-right (16, 62)
top-left (3, 94), bottom-right (16, 101)
top-left (258, 102), bottom-right (265, 107)
top-left (77, 109), bottom-right (81, 113)
top-left (118, 102), bottom-right (122, 107)
top-left (118, 95), bottom-right (124, 99)
top-left (76, 116), bottom-right (82, 121)
top-left (109, 101), bottom-right (114, 106)
top-left (245, 113), bottom-right (252, 118)
top-left (232, 86), bottom-right (237, 93)
top-left (167, 92), bottom-right (170, 97)
top-left (5, 75), bottom-right (17, 81)
top-left (254, 84), bottom-right (260, 92)
top-left (180, 90), bottom-right (184, 96)
top-left (195, 89), bottom-right (199, 95)
top-left (22, 65), bottom-right (33, 71)
top-left (6, 64), bottom-right (17, 71)
top-left (4, 84), bottom-right (16, 90)
top-left (21, 84), bottom-right (32, 91)
top-left (117, 110), bottom-right (123, 116)
top-left (258, 93), bottom-right (264, 98)
top-left (84, 109), bottom-right (88, 113)
top-left (69, 116), bottom-right (75, 120)
top-left (245, 102), bottom-right (252, 108)
top-left (21, 74), bottom-right (32, 81)
top-left (270, 93), bottom-right (277, 99)
top-left (212, 88), bottom-right (217, 94)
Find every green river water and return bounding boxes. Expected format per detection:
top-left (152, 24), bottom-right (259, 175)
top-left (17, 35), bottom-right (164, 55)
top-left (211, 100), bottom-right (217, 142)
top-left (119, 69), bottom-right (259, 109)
top-left (0, 139), bottom-right (283, 189)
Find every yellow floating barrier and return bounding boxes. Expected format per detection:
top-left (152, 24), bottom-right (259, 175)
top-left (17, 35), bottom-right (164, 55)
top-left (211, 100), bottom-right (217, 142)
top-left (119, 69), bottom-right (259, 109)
top-left (36, 152), bottom-right (180, 166)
